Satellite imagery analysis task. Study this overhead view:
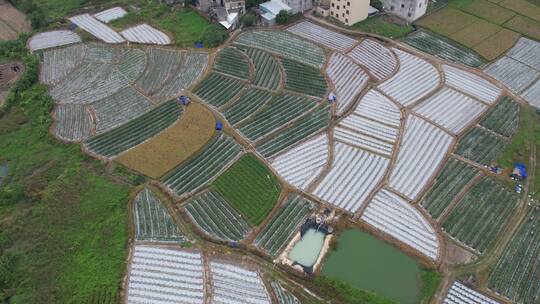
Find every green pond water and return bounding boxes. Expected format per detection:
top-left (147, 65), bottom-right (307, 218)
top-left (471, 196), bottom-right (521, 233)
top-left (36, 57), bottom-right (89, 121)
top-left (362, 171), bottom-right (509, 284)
top-left (322, 229), bottom-right (421, 304)
top-left (288, 228), bottom-right (325, 267)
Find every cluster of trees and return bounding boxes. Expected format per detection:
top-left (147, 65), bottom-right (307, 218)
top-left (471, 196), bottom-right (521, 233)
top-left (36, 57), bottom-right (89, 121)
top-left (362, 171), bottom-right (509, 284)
top-left (7, 0), bottom-right (51, 29)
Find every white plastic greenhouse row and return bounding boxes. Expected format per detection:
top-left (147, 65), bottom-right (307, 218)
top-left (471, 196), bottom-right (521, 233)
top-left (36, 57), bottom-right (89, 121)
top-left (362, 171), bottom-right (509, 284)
top-left (378, 49), bottom-right (440, 107)
top-left (69, 13), bottom-right (125, 43)
top-left (121, 23), bottom-right (171, 45)
top-left (484, 57), bottom-right (537, 94)
top-left (389, 116), bottom-right (453, 200)
top-left (444, 281), bottom-right (501, 304)
top-left (353, 89), bottom-right (401, 128)
top-left (136, 48), bottom-right (185, 95)
top-left (28, 30), bottom-right (82, 52)
top-left (325, 52), bottom-right (369, 115)
top-left (313, 142), bottom-right (389, 213)
top-left (271, 133), bottom-right (329, 191)
top-left (334, 127), bottom-right (394, 157)
top-left (414, 87), bottom-right (487, 134)
top-left (361, 188), bottom-right (439, 260)
top-left (506, 37), bottom-right (540, 70)
top-left (93, 6), bottom-right (127, 23)
top-left (286, 20), bottom-right (357, 52)
top-left (347, 39), bottom-right (397, 80)
top-left (210, 261), bottom-right (271, 304)
top-left (39, 44), bottom-right (87, 85)
top-left (53, 103), bottom-right (94, 142)
top-left (442, 65), bottom-right (502, 105)
top-left (339, 114), bottom-right (399, 143)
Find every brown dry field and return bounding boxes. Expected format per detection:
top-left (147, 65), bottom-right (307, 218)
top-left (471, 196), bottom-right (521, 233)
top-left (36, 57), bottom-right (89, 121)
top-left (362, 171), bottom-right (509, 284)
top-left (416, 8), bottom-right (478, 35)
top-left (0, 0), bottom-right (31, 40)
top-left (504, 15), bottom-right (540, 40)
top-left (472, 28), bottom-right (520, 60)
top-left (449, 19), bottom-right (502, 47)
top-left (500, 0), bottom-right (540, 21)
top-left (116, 102), bottom-right (216, 179)
top-left (461, 0), bottom-right (516, 24)
top-left (0, 19), bottom-right (18, 40)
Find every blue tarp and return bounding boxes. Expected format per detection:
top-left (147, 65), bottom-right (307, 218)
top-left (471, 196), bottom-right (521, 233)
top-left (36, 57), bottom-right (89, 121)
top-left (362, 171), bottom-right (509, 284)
top-left (195, 42), bottom-right (204, 48)
top-left (515, 162), bottom-right (528, 178)
top-left (216, 121), bottom-right (223, 131)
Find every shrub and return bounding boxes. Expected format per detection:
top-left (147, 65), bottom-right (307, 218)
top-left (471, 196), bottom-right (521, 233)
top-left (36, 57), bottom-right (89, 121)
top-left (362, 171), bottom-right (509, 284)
top-left (202, 24), bottom-right (229, 47)
top-left (276, 10), bottom-right (291, 24)
top-left (241, 13), bottom-right (256, 27)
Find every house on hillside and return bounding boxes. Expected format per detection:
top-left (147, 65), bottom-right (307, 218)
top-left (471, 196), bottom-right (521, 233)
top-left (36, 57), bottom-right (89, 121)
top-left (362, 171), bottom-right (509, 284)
top-left (197, 0), bottom-right (245, 29)
top-left (381, 0), bottom-right (428, 21)
top-left (259, 0), bottom-right (292, 25)
top-left (328, 0), bottom-right (370, 25)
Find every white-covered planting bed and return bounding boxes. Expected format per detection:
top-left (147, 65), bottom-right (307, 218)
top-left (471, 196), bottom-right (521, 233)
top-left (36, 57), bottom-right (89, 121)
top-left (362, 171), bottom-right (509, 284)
top-left (270, 133), bottom-right (329, 190)
top-left (154, 52), bottom-right (209, 100)
top-left (121, 23), bottom-right (171, 45)
top-left (347, 39), bottom-right (397, 80)
top-left (313, 142), bottom-right (389, 213)
top-left (389, 116), bottom-right (453, 200)
top-left (442, 65), bottom-right (501, 104)
top-left (361, 188), bottom-right (439, 260)
top-left (353, 89), bottom-right (401, 128)
top-left (378, 49), bottom-right (441, 107)
top-left (209, 261), bottom-right (271, 304)
top-left (28, 30), bottom-right (81, 52)
top-left (286, 20), bottom-right (357, 52)
top-left (93, 7), bottom-right (127, 23)
top-left (69, 14), bottom-right (125, 43)
top-left (40, 44), bottom-right (87, 85)
top-left (53, 103), bottom-right (93, 142)
top-left (506, 37), bottom-right (540, 71)
top-left (326, 52), bottom-right (369, 115)
top-left (484, 56), bottom-right (538, 93)
top-left (444, 281), bottom-right (501, 304)
top-left (414, 87), bottom-right (486, 134)
top-left (127, 245), bottom-right (205, 304)
top-left (136, 48), bottom-right (185, 95)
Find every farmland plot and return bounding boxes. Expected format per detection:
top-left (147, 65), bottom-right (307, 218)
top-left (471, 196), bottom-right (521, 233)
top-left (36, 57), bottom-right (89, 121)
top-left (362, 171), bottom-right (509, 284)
top-left (153, 52), bottom-right (209, 101)
top-left (522, 81), bottom-right (540, 108)
top-left (455, 127), bottom-right (507, 166)
top-left (488, 208), bottom-right (540, 304)
top-left (254, 193), bottom-right (315, 256)
top-left (271, 281), bottom-right (300, 304)
top-left (40, 44), bottom-right (87, 85)
top-left (120, 23), bottom-right (171, 45)
top-left (401, 30), bottom-right (485, 67)
top-left (133, 188), bottom-right (184, 242)
top-left (281, 58), bottom-right (328, 98)
top-left (117, 48), bottom-right (147, 82)
top-left (479, 97), bottom-right (519, 137)
top-left (347, 39), bottom-right (397, 80)
top-left (83, 42), bottom-right (124, 63)
top-left (49, 63), bottom-right (116, 103)
top-left (209, 261), bottom-right (271, 304)
top-left (69, 14), bottom-right (125, 43)
top-left (162, 134), bottom-right (242, 197)
top-left (28, 30), bottom-right (82, 52)
top-left (53, 103), bottom-right (93, 142)
top-left (213, 154), bottom-right (281, 225)
top-left (93, 7), bottom-right (127, 23)
top-left (136, 48), bottom-right (185, 95)
top-left (127, 245), bottom-right (205, 304)
top-left (444, 281), bottom-right (501, 304)
top-left (256, 103), bottom-right (331, 157)
top-left (241, 47), bottom-right (281, 90)
top-left (421, 158), bottom-right (479, 219)
top-left (325, 52), bottom-right (369, 115)
top-left (238, 93), bottom-right (317, 142)
top-left (442, 65), bottom-right (502, 104)
top-left (90, 87), bottom-right (153, 134)
top-left (442, 177), bottom-right (519, 254)
top-left (85, 100), bottom-right (182, 158)
top-left (313, 142), bottom-right (389, 213)
top-left (222, 88), bottom-right (273, 125)
top-left (184, 190), bottom-right (251, 242)
top-left (506, 37), bottom-right (540, 71)
top-left (413, 87), bottom-right (487, 134)
top-left (286, 20), bottom-right (357, 52)
top-left (378, 49), bottom-right (441, 107)
top-left (56, 69), bottom-right (131, 104)
top-left (213, 47), bottom-right (250, 79)
top-left (389, 116), bottom-right (454, 200)
top-left (361, 188), bottom-right (440, 260)
top-left (234, 30), bottom-right (326, 68)
top-left (484, 56), bottom-right (538, 93)
top-left (193, 72), bottom-right (246, 108)
top-left (270, 133), bottom-right (329, 190)
top-left (353, 89), bottom-right (401, 128)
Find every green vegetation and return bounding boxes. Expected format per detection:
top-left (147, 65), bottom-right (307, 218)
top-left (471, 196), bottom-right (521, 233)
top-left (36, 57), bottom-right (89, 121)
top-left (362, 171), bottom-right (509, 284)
top-left (351, 15), bottom-right (414, 39)
top-left (455, 127), bottom-right (508, 166)
top-left (201, 24), bottom-right (229, 47)
top-left (281, 58), bottom-right (328, 98)
top-left (240, 13), bottom-right (256, 27)
top-left (419, 270), bottom-right (442, 304)
top-left (312, 276), bottom-right (395, 304)
top-left (213, 154), bottom-right (281, 225)
top-left (0, 36), bottom-right (131, 303)
top-left (214, 47), bottom-right (250, 79)
top-left (479, 97), bottom-right (520, 137)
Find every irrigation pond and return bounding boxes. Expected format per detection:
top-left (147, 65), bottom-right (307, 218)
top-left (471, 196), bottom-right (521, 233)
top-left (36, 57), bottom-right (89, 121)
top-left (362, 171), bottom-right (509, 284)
top-left (288, 228), bottom-right (326, 267)
top-left (322, 229), bottom-right (421, 304)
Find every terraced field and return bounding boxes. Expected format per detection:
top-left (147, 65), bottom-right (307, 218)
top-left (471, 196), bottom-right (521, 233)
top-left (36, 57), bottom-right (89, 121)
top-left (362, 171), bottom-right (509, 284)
top-left (488, 208), bottom-right (540, 304)
top-left (479, 97), bottom-right (520, 137)
top-left (194, 72), bottom-right (246, 107)
top-left (455, 127), bottom-right (508, 166)
top-left (271, 281), bottom-right (300, 304)
top-left (213, 154), bottom-right (281, 225)
top-left (240, 47), bottom-right (281, 90)
top-left (184, 190), bottom-right (251, 242)
top-left (442, 177), bottom-right (519, 254)
top-left (135, 48), bottom-right (185, 95)
top-left (421, 158), bottom-right (479, 219)
top-left (254, 194), bottom-right (315, 256)
top-left (222, 88), bottom-right (273, 126)
top-left (213, 47), bottom-right (250, 79)
top-left (281, 58), bottom-right (327, 98)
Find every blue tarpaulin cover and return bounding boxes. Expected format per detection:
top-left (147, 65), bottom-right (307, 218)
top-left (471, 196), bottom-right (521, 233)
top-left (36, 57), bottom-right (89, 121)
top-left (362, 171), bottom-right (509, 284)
top-left (514, 163), bottom-right (528, 178)
top-left (216, 121), bottom-right (223, 131)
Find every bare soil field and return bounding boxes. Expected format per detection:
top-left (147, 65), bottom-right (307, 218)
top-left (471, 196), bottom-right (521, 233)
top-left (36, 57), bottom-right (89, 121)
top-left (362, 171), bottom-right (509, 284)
top-left (0, 61), bottom-right (24, 107)
top-left (0, 0), bottom-right (31, 40)
top-left (116, 102), bottom-right (216, 179)
top-left (472, 29), bottom-right (520, 60)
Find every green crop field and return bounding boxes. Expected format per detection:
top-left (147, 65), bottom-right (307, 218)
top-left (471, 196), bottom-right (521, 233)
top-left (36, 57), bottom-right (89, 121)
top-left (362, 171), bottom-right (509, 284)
top-left (212, 154), bottom-right (281, 225)
top-left (479, 97), bottom-right (520, 137)
top-left (213, 47), bottom-right (250, 80)
top-left (281, 58), bottom-right (327, 98)
top-left (194, 72), bottom-right (246, 108)
top-left (455, 127), bottom-right (508, 166)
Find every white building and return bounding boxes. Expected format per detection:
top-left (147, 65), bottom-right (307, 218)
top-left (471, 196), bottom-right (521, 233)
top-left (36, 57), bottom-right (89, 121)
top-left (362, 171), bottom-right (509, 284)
top-left (329, 0), bottom-right (370, 26)
top-left (260, 0), bottom-right (293, 25)
top-left (382, 0), bottom-right (428, 21)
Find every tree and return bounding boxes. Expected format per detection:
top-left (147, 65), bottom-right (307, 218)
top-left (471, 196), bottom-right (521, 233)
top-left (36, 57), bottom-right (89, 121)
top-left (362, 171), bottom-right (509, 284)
top-left (275, 10), bottom-right (290, 25)
top-left (370, 0), bottom-right (383, 10)
top-left (240, 13), bottom-right (256, 27)
top-left (201, 24), bottom-right (229, 47)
